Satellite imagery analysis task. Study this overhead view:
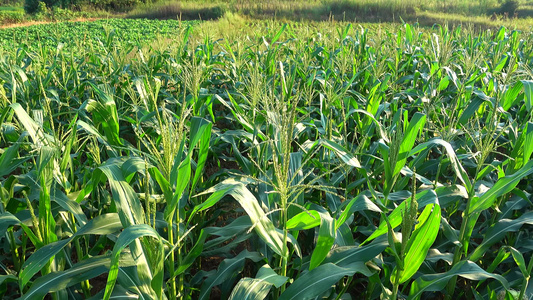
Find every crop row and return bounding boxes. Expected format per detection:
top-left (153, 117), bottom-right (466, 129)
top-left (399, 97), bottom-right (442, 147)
top-left (0, 20), bottom-right (532, 299)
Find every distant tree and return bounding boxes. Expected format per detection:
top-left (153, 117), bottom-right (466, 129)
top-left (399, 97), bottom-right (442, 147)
top-left (24, 0), bottom-right (61, 14)
top-left (25, 0), bottom-right (157, 13)
top-left (24, 0), bottom-right (40, 14)
top-left (89, 0), bottom-right (140, 10)
top-left (1, 0), bottom-right (22, 5)
top-left (499, 0), bottom-right (519, 14)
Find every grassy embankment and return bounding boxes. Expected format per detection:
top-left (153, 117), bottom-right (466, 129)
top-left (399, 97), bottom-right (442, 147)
top-left (128, 0), bottom-right (533, 30)
top-left (2, 0), bottom-right (533, 29)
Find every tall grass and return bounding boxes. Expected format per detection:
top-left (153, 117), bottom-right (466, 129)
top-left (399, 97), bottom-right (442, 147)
top-left (124, 0), bottom-right (533, 29)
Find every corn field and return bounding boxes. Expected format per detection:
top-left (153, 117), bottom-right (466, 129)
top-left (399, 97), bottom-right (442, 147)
top-left (1, 19), bottom-right (533, 299)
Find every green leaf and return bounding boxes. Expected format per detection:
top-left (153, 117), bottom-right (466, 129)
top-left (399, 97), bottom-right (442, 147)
top-left (198, 179), bottom-right (286, 257)
top-left (270, 23), bottom-right (287, 45)
top-left (409, 138), bottom-right (472, 192)
top-left (347, 109), bottom-right (389, 142)
top-left (97, 158), bottom-right (146, 227)
top-left (0, 135), bottom-right (28, 178)
top-left (189, 116), bottom-right (212, 192)
top-left (229, 265), bottom-right (288, 300)
top-left (486, 247), bottom-right (510, 274)
top-left (335, 193), bottom-right (381, 229)
top-left (394, 112), bottom-right (426, 178)
top-left (509, 122), bottom-right (533, 173)
top-left (77, 120), bottom-right (118, 156)
top-left (459, 97), bottom-right (488, 125)
top-left (87, 285), bottom-right (139, 300)
top-left (104, 224), bottom-right (161, 300)
top-left (255, 264), bottom-right (289, 288)
top-left (469, 160), bottom-right (533, 214)
top-left (199, 250), bottom-right (264, 300)
top-left (122, 157), bottom-right (151, 182)
top-left (408, 260), bottom-right (510, 299)
top-left (507, 247), bottom-right (528, 279)
top-left (173, 229), bottom-right (208, 277)
top-left (323, 239), bottom-right (388, 267)
top-left (229, 278), bottom-right (271, 300)
top-left (309, 212), bottom-right (335, 270)
top-left (190, 178), bottom-right (238, 217)
top-left (164, 156), bottom-right (191, 220)
top-left (286, 210), bottom-right (320, 230)
top-left (0, 275), bottom-right (17, 286)
top-left (501, 81), bottom-right (523, 111)
top-left (49, 188), bottom-right (87, 226)
top-left (115, 267), bottom-right (146, 300)
top-left (279, 263), bottom-right (371, 300)
top-left (521, 80), bottom-right (533, 112)
top-left (398, 204), bottom-right (441, 283)
top-left (320, 139), bottom-right (361, 168)
top-left (20, 254), bottom-right (136, 300)
top-left (469, 212), bottom-right (533, 261)
top-left (85, 83), bottom-right (122, 147)
top-left (19, 214), bottom-right (123, 289)
top-left (0, 212), bottom-right (19, 233)
top-left (10, 103), bottom-right (53, 146)
top-left (363, 190), bottom-right (438, 244)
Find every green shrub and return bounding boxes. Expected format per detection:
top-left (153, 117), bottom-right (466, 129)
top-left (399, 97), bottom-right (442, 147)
top-left (24, 0), bottom-right (39, 14)
top-left (51, 6), bottom-right (74, 20)
top-left (0, 11), bottom-right (24, 23)
top-left (24, 0), bottom-right (60, 14)
top-left (129, 3), bottom-right (226, 20)
top-left (498, 0), bottom-right (519, 14)
top-left (325, 0), bottom-right (416, 20)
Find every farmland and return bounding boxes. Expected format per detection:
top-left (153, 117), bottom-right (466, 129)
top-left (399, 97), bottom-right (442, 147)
top-left (1, 17), bottom-right (533, 299)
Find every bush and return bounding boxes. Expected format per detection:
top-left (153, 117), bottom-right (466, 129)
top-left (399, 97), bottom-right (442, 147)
top-left (51, 6), bottom-right (74, 20)
top-left (24, 0), bottom-right (39, 13)
top-left (128, 3), bottom-right (226, 20)
top-left (498, 0), bottom-right (519, 14)
top-left (24, 0), bottom-right (60, 14)
top-left (0, 10), bottom-right (24, 24)
top-left (90, 0), bottom-right (159, 11)
top-left (25, 0), bottom-right (153, 13)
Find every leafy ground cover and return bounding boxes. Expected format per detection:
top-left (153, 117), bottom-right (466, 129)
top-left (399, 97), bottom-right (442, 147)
top-left (0, 18), bottom-right (194, 48)
top-left (0, 18), bottom-right (533, 299)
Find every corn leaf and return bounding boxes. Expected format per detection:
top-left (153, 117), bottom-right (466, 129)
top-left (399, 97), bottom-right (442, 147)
top-left (173, 229), bottom-right (208, 277)
top-left (19, 214), bottom-right (123, 289)
top-left (199, 250), bottom-right (264, 300)
top-left (189, 116), bottom-right (212, 192)
top-left (309, 212), bottom-right (335, 270)
top-left (104, 224), bottom-right (161, 300)
top-left (286, 210), bottom-right (320, 230)
top-left (408, 260), bottom-right (510, 300)
top-left (393, 112), bottom-right (426, 177)
top-left (19, 253), bottom-right (136, 300)
top-left (279, 263), bottom-right (372, 300)
top-left (229, 264), bottom-right (288, 300)
top-left (335, 193), bottom-right (381, 229)
top-left (0, 212), bottom-right (19, 233)
top-left (196, 179), bottom-right (286, 257)
top-left (363, 189), bottom-right (438, 244)
top-left (323, 238), bottom-right (388, 267)
top-left (469, 211), bottom-right (533, 261)
top-left (469, 160), bottom-right (533, 214)
top-left (398, 204), bottom-right (441, 283)
top-left (521, 80), bottom-right (533, 112)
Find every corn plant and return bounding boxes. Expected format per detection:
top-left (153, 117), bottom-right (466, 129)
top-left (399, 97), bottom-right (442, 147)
top-left (1, 18), bottom-right (533, 300)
